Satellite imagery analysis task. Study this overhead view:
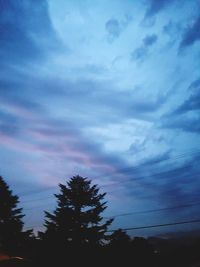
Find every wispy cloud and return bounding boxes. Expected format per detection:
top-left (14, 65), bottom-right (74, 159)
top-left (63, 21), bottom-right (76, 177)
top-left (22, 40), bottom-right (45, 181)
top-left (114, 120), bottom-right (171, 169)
top-left (161, 78), bottom-right (200, 133)
top-left (131, 34), bottom-right (158, 62)
top-left (105, 19), bottom-right (121, 39)
top-left (144, 0), bottom-right (175, 18)
top-left (180, 14), bottom-right (200, 49)
top-left (0, 0), bottom-right (200, 233)
top-left (0, 0), bottom-right (60, 67)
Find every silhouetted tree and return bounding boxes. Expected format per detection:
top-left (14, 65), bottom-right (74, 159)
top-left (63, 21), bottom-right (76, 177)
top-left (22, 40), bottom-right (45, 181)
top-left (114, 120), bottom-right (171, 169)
top-left (106, 229), bottom-right (132, 265)
top-left (132, 236), bottom-right (155, 263)
top-left (42, 175), bottom-right (113, 248)
top-left (0, 176), bottom-right (25, 255)
top-left (110, 229), bottom-right (131, 247)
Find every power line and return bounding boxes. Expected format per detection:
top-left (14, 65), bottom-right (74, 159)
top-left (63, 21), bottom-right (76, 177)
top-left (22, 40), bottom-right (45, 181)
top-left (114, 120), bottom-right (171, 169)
top-left (18, 149), bottom-right (200, 198)
top-left (15, 150), bottom-right (200, 224)
top-left (106, 166), bottom-right (197, 191)
top-left (107, 218), bottom-right (200, 232)
top-left (23, 193), bottom-right (200, 218)
top-left (99, 148), bottom-right (200, 183)
top-left (23, 197), bottom-right (200, 232)
top-left (105, 200), bottom-right (200, 219)
top-left (20, 171), bottom-right (200, 205)
top-left (25, 218), bottom-right (200, 233)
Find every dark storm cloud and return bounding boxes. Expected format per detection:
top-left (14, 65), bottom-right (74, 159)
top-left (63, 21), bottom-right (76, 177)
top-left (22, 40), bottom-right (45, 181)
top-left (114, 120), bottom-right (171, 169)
top-left (0, 76), bottom-right (46, 118)
top-left (48, 77), bottom-right (167, 122)
top-left (110, 150), bottom-right (200, 220)
top-left (125, 153), bottom-right (200, 221)
top-left (145, 0), bottom-right (175, 18)
top-left (189, 78), bottom-right (200, 89)
top-left (131, 34), bottom-right (157, 61)
top-left (162, 117), bottom-right (200, 134)
top-left (174, 95), bottom-right (200, 114)
top-left (19, 75), bottom-right (167, 126)
top-left (180, 14), bottom-right (200, 49)
top-left (0, 83), bottom-right (130, 178)
top-left (0, 0), bottom-right (198, 234)
top-left (140, 151), bottom-right (171, 167)
top-left (155, 155), bottom-right (200, 216)
top-left (0, 66), bottom-right (172, 186)
top-left (0, 0), bottom-right (59, 65)
top-left (173, 78), bottom-right (200, 114)
top-left (0, 59), bottom-right (168, 177)
top-left (161, 78), bottom-right (200, 133)
top-left (94, 151), bottom-right (176, 199)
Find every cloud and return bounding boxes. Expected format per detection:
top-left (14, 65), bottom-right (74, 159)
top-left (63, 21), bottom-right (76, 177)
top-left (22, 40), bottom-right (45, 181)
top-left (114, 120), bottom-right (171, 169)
top-left (0, 66), bottom-right (170, 192)
top-left (145, 0), bottom-right (175, 18)
top-left (126, 152), bottom-right (200, 222)
top-left (0, 0), bottom-right (60, 66)
top-left (163, 21), bottom-right (182, 37)
top-left (0, 89), bottom-right (131, 185)
top-left (109, 150), bottom-right (200, 221)
top-left (162, 117), bottom-right (200, 134)
top-left (189, 78), bottom-right (200, 89)
top-left (105, 14), bottom-right (132, 42)
top-left (175, 95), bottom-right (200, 114)
top-left (0, 109), bottom-right (19, 136)
top-left (143, 34), bottom-right (158, 46)
top-left (162, 21), bottom-right (184, 47)
top-left (105, 19), bottom-right (120, 39)
top-left (160, 78), bottom-right (200, 133)
top-left (0, 0), bottom-right (199, 233)
top-left (156, 155), bottom-right (200, 211)
top-left (64, 79), bottom-right (166, 121)
top-left (173, 78), bottom-right (200, 114)
top-left (180, 14), bottom-right (200, 49)
top-left (139, 151), bottom-right (171, 167)
top-left (131, 47), bottom-right (148, 62)
top-left (131, 34), bottom-right (158, 62)
top-left (25, 76), bottom-right (166, 125)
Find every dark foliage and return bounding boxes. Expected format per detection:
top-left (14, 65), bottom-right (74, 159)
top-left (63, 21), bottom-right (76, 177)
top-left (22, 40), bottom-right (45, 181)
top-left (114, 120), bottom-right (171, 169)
top-left (1, 175), bottom-right (200, 267)
top-left (0, 176), bottom-right (25, 255)
top-left (110, 228), bottom-right (131, 247)
top-left (41, 175), bottom-right (113, 249)
top-left (0, 176), bottom-right (35, 260)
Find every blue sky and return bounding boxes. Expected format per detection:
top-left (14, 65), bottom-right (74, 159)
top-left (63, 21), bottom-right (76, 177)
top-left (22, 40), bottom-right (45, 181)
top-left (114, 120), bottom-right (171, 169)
top-left (0, 0), bottom-right (200, 236)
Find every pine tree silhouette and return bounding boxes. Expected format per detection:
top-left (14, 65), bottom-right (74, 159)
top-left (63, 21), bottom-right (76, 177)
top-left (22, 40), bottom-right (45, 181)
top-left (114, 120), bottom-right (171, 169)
top-left (43, 175), bottom-right (113, 248)
top-left (0, 176), bottom-right (25, 254)
top-left (110, 229), bottom-right (131, 247)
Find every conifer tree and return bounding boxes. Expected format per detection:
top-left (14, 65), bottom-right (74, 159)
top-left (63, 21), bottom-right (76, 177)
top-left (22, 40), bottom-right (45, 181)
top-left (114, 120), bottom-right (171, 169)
top-left (0, 176), bottom-right (25, 254)
top-left (43, 175), bottom-right (113, 247)
top-left (110, 229), bottom-right (131, 246)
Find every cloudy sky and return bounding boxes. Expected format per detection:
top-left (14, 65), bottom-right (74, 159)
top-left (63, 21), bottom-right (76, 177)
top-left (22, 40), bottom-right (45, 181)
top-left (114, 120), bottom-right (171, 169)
top-left (0, 0), bottom-right (200, 236)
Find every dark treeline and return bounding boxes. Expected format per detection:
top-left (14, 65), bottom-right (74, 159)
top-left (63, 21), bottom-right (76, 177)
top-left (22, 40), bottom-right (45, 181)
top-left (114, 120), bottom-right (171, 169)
top-left (0, 175), bottom-right (200, 267)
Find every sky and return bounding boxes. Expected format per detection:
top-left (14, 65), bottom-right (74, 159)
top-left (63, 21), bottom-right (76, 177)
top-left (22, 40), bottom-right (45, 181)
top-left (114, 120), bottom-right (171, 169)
top-left (0, 0), bottom-right (200, 237)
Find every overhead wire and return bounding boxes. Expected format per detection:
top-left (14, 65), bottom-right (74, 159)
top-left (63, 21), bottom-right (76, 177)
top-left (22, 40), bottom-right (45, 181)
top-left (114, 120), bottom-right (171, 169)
top-left (18, 148), bottom-right (200, 198)
top-left (20, 170), bottom-right (200, 205)
top-left (24, 218), bottom-right (200, 233)
top-left (107, 218), bottom-right (200, 232)
top-left (17, 148), bottom-right (200, 231)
